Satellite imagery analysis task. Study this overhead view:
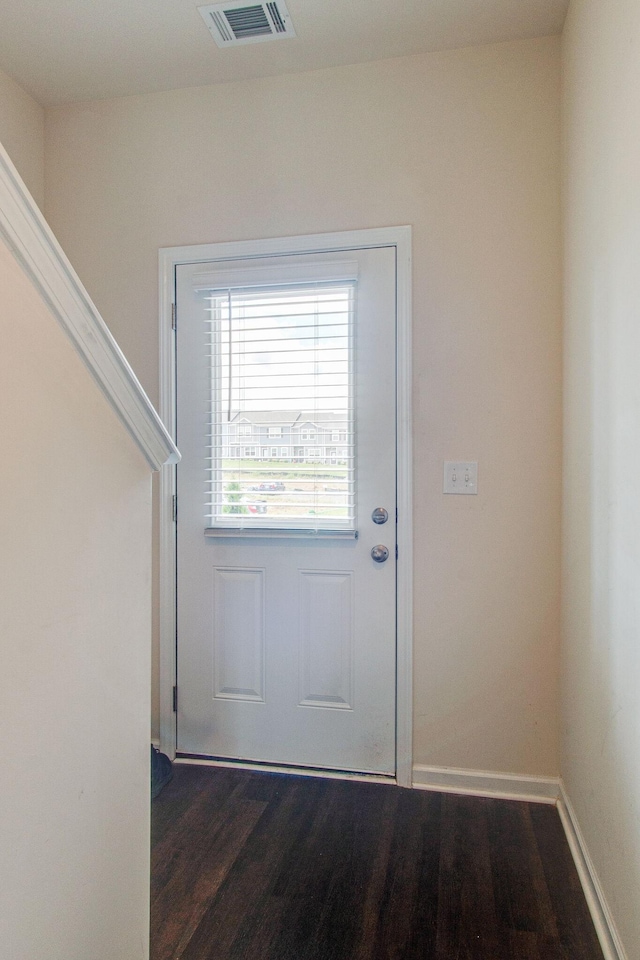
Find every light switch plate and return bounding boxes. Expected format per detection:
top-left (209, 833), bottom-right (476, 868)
top-left (443, 461), bottom-right (478, 495)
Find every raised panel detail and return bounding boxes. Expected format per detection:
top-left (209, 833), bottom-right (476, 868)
top-left (213, 567), bottom-right (265, 701)
top-left (298, 571), bottom-right (353, 709)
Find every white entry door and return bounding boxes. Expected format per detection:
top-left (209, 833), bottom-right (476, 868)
top-left (175, 244), bottom-right (397, 775)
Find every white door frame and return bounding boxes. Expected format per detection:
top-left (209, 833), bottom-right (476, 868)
top-left (158, 226), bottom-right (413, 787)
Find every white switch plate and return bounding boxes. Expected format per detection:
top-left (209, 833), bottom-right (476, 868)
top-left (443, 461), bottom-right (478, 495)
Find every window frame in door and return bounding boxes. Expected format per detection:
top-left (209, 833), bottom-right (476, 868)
top-left (158, 226), bottom-right (413, 787)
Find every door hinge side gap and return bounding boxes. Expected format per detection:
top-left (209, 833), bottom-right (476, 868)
top-left (172, 494), bottom-right (178, 522)
top-left (171, 302), bottom-right (177, 330)
top-left (172, 686), bottom-right (178, 712)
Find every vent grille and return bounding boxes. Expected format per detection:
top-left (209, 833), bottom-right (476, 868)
top-left (198, 0), bottom-right (296, 47)
top-left (266, 2), bottom-right (286, 32)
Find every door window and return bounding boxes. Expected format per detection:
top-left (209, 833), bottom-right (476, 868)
top-left (205, 282), bottom-right (355, 531)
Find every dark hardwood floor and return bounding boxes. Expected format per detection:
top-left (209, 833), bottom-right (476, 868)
top-left (151, 764), bottom-right (604, 960)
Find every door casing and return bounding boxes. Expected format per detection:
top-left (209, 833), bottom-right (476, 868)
top-left (158, 226), bottom-right (413, 787)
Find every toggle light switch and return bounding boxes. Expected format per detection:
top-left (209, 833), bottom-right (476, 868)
top-left (443, 461), bottom-right (478, 495)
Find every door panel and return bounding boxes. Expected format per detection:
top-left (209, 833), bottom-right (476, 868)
top-left (212, 566), bottom-right (265, 701)
top-left (175, 246), bottom-right (396, 774)
top-left (298, 569), bottom-right (353, 708)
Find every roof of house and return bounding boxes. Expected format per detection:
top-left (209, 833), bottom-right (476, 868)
top-left (231, 411), bottom-right (301, 424)
top-left (230, 410), bottom-right (348, 425)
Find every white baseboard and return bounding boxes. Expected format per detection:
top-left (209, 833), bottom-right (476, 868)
top-left (412, 764), bottom-right (560, 803)
top-left (557, 782), bottom-right (628, 960)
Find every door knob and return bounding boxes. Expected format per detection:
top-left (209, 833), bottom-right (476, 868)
top-left (371, 507), bottom-right (389, 524)
top-left (371, 544), bottom-right (389, 563)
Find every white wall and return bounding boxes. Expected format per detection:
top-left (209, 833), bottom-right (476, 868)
top-left (562, 1), bottom-right (640, 956)
top-left (44, 36), bottom-right (563, 777)
top-left (0, 235), bottom-right (152, 959)
top-left (0, 65), bottom-right (44, 208)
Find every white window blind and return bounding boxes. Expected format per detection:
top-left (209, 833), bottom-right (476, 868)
top-left (205, 280), bottom-right (356, 532)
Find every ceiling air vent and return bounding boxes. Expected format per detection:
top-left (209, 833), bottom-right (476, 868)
top-left (198, 0), bottom-right (296, 47)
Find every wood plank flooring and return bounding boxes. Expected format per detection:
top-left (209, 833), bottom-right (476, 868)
top-left (151, 764), bottom-right (604, 960)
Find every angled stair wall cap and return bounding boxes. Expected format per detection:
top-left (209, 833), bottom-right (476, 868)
top-left (0, 140), bottom-right (179, 471)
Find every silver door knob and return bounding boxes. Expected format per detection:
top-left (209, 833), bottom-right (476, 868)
top-left (371, 507), bottom-right (389, 524)
top-left (371, 544), bottom-right (389, 563)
